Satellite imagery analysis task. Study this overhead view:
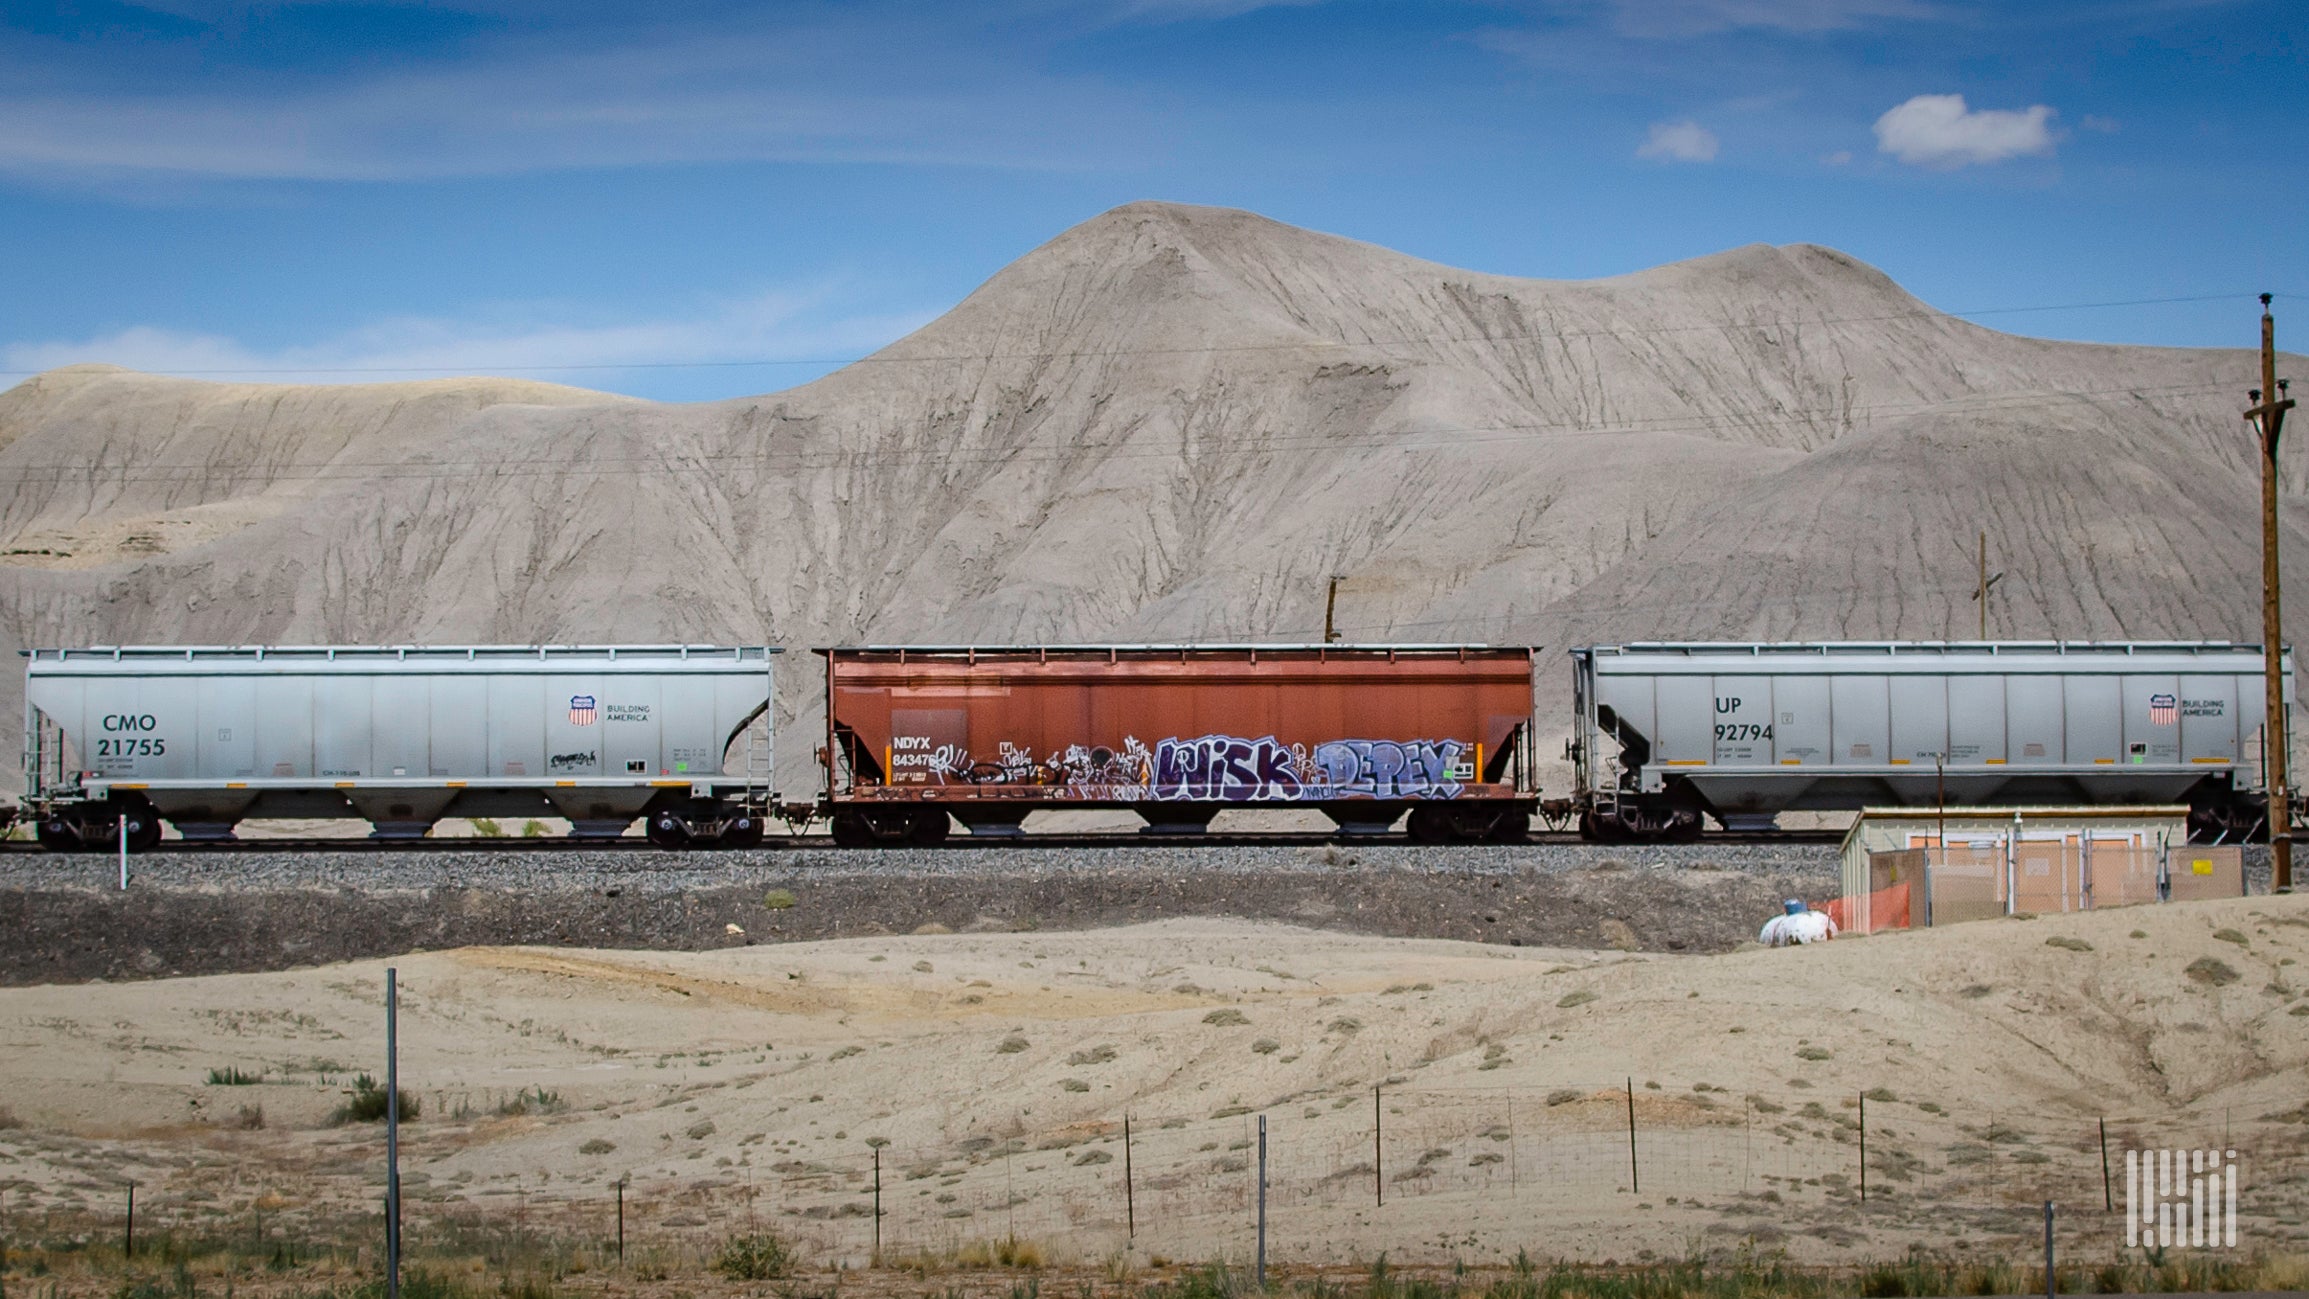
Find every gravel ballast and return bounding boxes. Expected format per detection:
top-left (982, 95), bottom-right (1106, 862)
top-left (0, 841), bottom-right (1839, 985)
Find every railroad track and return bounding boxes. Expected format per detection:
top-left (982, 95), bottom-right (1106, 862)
top-left (0, 829), bottom-right (1849, 854)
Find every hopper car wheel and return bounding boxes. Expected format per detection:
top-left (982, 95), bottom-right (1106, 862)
top-left (646, 810), bottom-right (692, 850)
top-left (910, 810), bottom-right (951, 846)
top-left (1406, 805), bottom-right (1454, 844)
top-left (1485, 810), bottom-right (1531, 843)
top-left (1615, 801), bottom-right (1703, 843)
top-left (121, 808), bottom-right (163, 852)
top-left (2187, 797), bottom-right (2266, 844)
top-left (720, 813), bottom-right (766, 850)
top-left (35, 817), bottom-right (83, 852)
top-left (830, 811), bottom-right (875, 848)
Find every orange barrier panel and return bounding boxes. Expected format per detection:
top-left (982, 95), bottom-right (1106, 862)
top-left (1822, 881), bottom-right (1909, 935)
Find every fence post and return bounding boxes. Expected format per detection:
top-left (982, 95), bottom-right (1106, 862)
top-left (124, 1181), bottom-right (135, 1259)
top-left (615, 1177), bottom-right (625, 1262)
top-left (872, 1145), bottom-right (882, 1263)
top-left (1373, 1086), bottom-right (1383, 1208)
top-left (386, 967), bottom-right (401, 1299)
top-left (1625, 1078), bottom-right (1638, 1195)
top-left (1858, 1092), bottom-right (1867, 1203)
top-left (2098, 1119), bottom-right (2112, 1212)
top-left (1255, 1114), bottom-right (1267, 1290)
top-left (1123, 1114), bottom-right (1135, 1244)
top-left (2044, 1201), bottom-right (2055, 1299)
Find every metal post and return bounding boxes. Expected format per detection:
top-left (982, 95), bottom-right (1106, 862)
top-left (118, 812), bottom-right (127, 891)
top-left (1373, 1086), bottom-right (1383, 1207)
top-left (2044, 1201), bottom-right (2056, 1298)
top-left (1255, 1114), bottom-right (1267, 1289)
top-left (386, 967), bottom-right (400, 1299)
top-left (124, 1181), bottom-right (134, 1259)
top-left (1858, 1093), bottom-right (1867, 1203)
top-left (2007, 811), bottom-right (2020, 916)
top-left (872, 1145), bottom-right (882, 1262)
top-left (2099, 1119), bottom-right (2113, 1212)
top-left (615, 1178), bottom-right (625, 1262)
top-left (1123, 1114), bottom-right (1135, 1243)
top-left (2248, 294), bottom-right (2296, 892)
top-left (1933, 754), bottom-right (1946, 928)
top-left (1624, 1077), bottom-right (1639, 1195)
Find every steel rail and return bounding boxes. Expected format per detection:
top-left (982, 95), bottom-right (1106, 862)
top-left (0, 829), bottom-right (1848, 855)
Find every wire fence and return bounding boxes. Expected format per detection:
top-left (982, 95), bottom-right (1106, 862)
top-left (20, 1082), bottom-right (2303, 1268)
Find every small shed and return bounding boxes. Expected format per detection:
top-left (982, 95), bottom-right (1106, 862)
top-left (1835, 805), bottom-right (2240, 931)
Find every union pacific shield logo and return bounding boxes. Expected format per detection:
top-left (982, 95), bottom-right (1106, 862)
top-left (569, 695), bottom-right (597, 726)
top-left (2150, 693), bottom-right (2178, 726)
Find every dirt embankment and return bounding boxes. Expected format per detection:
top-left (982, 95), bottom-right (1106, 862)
top-left (0, 845), bottom-right (1831, 984)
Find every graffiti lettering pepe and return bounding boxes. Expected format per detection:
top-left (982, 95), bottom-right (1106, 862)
top-left (1310, 738), bottom-right (1465, 800)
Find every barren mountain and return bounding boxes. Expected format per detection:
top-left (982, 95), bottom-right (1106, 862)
top-left (1, 201), bottom-right (2300, 790)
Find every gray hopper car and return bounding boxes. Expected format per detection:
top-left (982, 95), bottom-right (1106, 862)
top-left (1572, 641), bottom-right (2293, 842)
top-left (22, 645), bottom-right (777, 849)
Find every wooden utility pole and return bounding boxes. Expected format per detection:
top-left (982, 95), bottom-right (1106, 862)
top-left (1324, 574), bottom-right (1346, 643)
top-left (1968, 532), bottom-right (2002, 639)
top-left (2247, 294), bottom-right (2296, 891)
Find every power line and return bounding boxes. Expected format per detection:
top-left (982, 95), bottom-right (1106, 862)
top-left (0, 291), bottom-right (2267, 380)
top-left (0, 382), bottom-right (2237, 486)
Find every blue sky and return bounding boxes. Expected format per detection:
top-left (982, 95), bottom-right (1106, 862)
top-left (1, 0), bottom-right (2303, 402)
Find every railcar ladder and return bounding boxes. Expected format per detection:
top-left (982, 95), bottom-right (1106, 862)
top-left (744, 714), bottom-right (773, 805)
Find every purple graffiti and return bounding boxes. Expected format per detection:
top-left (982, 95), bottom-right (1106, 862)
top-left (1152, 734), bottom-right (1306, 801)
top-left (1311, 738), bottom-right (1466, 800)
top-left (924, 733), bottom-right (1473, 801)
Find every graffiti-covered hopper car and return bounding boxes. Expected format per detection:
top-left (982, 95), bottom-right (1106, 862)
top-left (819, 645), bottom-right (1539, 844)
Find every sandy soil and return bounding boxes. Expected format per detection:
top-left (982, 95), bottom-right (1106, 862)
top-left (1, 895), bottom-right (2305, 1273)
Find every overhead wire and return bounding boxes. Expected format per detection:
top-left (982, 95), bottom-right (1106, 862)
top-left (0, 290), bottom-right (2272, 380)
top-left (0, 380), bottom-right (2244, 487)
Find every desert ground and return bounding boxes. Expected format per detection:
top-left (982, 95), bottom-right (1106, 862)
top-left (1, 889), bottom-right (2304, 1294)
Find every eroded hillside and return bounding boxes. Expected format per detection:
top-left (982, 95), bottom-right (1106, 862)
top-left (2, 201), bottom-right (2301, 783)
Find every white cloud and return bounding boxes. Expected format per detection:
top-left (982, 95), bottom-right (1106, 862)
top-left (0, 288), bottom-right (940, 396)
top-left (1636, 120), bottom-right (1719, 162)
top-left (1873, 93), bottom-right (2057, 168)
top-left (1607, 0), bottom-right (1933, 38)
top-left (1108, 0), bottom-right (1329, 19)
top-left (0, 14), bottom-right (1167, 183)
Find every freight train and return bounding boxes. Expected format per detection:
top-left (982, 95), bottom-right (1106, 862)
top-left (15, 639), bottom-right (2291, 850)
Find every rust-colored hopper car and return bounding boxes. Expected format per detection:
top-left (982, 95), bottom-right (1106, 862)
top-left (817, 644), bottom-right (1540, 844)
